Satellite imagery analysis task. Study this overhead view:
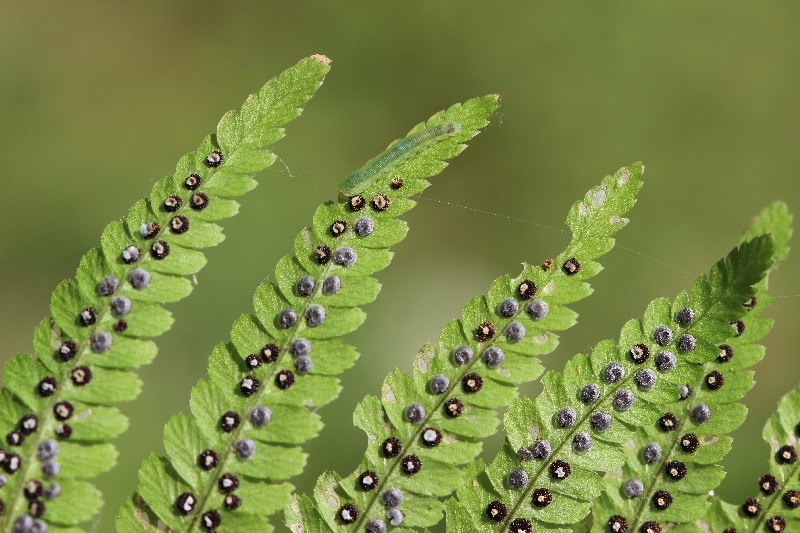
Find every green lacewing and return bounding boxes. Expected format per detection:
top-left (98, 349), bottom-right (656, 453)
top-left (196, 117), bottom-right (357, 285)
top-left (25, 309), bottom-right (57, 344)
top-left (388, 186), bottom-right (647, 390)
top-left (339, 121), bottom-right (462, 196)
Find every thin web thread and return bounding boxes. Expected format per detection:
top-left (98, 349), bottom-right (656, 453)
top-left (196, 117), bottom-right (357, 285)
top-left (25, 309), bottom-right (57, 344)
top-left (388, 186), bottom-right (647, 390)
top-left (262, 157), bottom-right (327, 285)
top-left (272, 152), bottom-right (327, 206)
top-left (419, 195), bottom-right (698, 279)
top-left (419, 196), bottom-right (800, 299)
top-left (260, 170), bottom-right (799, 300)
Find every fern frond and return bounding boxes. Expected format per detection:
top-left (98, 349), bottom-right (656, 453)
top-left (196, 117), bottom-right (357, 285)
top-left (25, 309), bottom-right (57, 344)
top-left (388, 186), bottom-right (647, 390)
top-left (116, 95), bottom-right (500, 533)
top-left (699, 385), bottom-right (800, 532)
top-left (694, 209), bottom-right (797, 533)
top-left (289, 163), bottom-right (644, 531)
top-left (446, 211), bottom-right (781, 533)
top-left (589, 201), bottom-right (792, 533)
top-left (0, 56), bottom-right (330, 531)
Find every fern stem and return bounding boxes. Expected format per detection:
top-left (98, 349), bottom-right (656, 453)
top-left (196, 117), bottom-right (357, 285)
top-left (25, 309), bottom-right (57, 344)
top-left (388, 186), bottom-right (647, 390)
top-left (123, 95), bottom-right (501, 532)
top-left (446, 231), bottom-right (777, 532)
top-left (626, 228), bottom-right (788, 531)
top-left (592, 203), bottom-right (791, 533)
top-left (1, 251), bottom-right (161, 530)
top-left (743, 462), bottom-right (800, 530)
top-left (502, 388), bottom-right (606, 528)
top-left (351, 245), bottom-right (584, 530)
top-left (504, 299), bottom-right (722, 531)
top-left (734, 421), bottom-right (800, 532)
top-left (350, 336), bottom-right (490, 529)
top-left (185, 234), bottom-right (354, 533)
top-left (298, 165), bottom-right (645, 532)
top-left (0, 314), bottom-right (107, 527)
top-left (626, 368), bottom-right (704, 530)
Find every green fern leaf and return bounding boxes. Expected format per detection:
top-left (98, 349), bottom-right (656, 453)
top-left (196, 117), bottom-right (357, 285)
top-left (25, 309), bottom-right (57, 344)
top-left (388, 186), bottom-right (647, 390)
top-left (290, 163), bottom-right (645, 532)
top-left (0, 55), bottom-right (330, 531)
top-left (117, 494), bottom-right (164, 532)
top-left (700, 386), bottom-right (800, 531)
top-left (446, 207), bottom-right (782, 533)
top-left (590, 201), bottom-right (791, 532)
top-left (117, 95), bottom-right (500, 532)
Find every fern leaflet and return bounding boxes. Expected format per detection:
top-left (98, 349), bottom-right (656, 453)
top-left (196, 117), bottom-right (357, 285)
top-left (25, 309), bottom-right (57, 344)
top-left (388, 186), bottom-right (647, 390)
top-left (288, 163), bottom-right (644, 531)
top-left (589, 201), bottom-right (792, 533)
top-left (0, 55), bottom-right (330, 532)
top-left (114, 95), bottom-right (500, 532)
top-left (701, 385), bottom-right (800, 533)
top-left (689, 204), bottom-right (796, 533)
top-left (446, 210), bottom-right (781, 533)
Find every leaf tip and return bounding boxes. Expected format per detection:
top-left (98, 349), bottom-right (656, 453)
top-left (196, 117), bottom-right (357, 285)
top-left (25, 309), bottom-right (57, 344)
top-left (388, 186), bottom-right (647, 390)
top-left (310, 53), bottom-right (332, 66)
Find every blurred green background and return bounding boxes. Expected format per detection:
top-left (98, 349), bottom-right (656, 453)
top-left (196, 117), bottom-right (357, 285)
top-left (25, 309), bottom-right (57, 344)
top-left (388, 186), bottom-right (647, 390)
top-left (1, 1), bottom-right (799, 530)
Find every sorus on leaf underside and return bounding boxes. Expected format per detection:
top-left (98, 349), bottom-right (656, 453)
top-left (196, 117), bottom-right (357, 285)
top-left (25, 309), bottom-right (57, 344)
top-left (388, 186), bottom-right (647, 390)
top-left (288, 163), bottom-right (645, 531)
top-left (0, 55), bottom-right (331, 532)
top-left (117, 94), bottom-right (501, 532)
top-left (445, 206), bottom-right (784, 533)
